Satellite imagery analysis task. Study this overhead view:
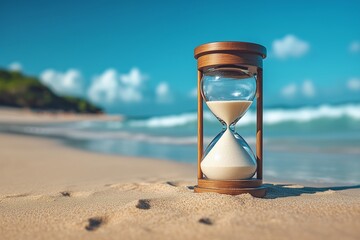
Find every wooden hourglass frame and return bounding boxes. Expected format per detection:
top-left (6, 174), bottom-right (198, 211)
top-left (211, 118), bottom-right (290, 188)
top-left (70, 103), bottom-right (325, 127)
top-left (194, 42), bottom-right (267, 197)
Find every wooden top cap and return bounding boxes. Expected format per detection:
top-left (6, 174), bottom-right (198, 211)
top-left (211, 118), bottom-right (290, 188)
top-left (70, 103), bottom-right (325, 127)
top-left (194, 41), bottom-right (267, 59)
top-left (194, 42), bottom-right (266, 70)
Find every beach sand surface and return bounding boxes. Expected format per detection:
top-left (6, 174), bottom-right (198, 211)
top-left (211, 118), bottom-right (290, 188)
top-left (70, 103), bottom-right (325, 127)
top-left (0, 107), bottom-right (122, 124)
top-left (0, 133), bottom-right (359, 240)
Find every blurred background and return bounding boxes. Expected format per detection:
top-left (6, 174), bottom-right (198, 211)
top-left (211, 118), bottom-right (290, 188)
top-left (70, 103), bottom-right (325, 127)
top-left (0, 0), bottom-right (359, 184)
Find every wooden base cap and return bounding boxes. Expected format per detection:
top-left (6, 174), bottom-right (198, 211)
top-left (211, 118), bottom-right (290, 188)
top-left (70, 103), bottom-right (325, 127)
top-left (194, 185), bottom-right (267, 198)
top-left (197, 178), bottom-right (262, 189)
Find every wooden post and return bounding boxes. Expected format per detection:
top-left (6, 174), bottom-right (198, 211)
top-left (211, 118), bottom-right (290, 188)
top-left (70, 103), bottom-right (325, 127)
top-left (197, 70), bottom-right (203, 179)
top-left (256, 68), bottom-right (263, 180)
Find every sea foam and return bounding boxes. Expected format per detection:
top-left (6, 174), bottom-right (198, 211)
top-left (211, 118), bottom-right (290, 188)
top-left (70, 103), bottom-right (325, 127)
top-left (127, 103), bottom-right (360, 128)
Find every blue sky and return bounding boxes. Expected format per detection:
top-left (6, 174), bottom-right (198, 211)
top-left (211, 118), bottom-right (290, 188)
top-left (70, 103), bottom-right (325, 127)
top-left (1, 0), bottom-right (360, 115)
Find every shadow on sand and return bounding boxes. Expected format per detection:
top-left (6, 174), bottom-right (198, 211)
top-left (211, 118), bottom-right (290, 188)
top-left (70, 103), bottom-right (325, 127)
top-left (264, 184), bottom-right (360, 199)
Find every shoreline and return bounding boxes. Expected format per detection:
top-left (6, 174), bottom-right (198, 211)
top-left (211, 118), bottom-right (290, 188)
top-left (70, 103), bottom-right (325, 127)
top-left (0, 106), bottom-right (122, 124)
top-left (0, 108), bottom-right (360, 187)
top-left (1, 130), bottom-right (355, 187)
top-left (2, 129), bottom-right (358, 187)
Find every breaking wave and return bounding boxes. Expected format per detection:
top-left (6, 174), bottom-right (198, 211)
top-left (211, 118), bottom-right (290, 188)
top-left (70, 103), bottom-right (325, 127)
top-left (127, 103), bottom-right (360, 128)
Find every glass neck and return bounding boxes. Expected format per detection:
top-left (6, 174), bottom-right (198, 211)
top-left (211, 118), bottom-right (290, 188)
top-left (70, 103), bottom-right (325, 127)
top-left (222, 122), bottom-right (236, 132)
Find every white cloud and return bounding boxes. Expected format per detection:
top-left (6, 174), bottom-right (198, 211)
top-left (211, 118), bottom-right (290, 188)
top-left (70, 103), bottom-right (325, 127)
top-left (156, 82), bottom-right (172, 103)
top-left (349, 41), bottom-right (360, 53)
top-left (281, 80), bottom-right (315, 98)
top-left (120, 86), bottom-right (143, 102)
top-left (40, 69), bottom-right (84, 96)
top-left (281, 83), bottom-right (297, 98)
top-left (347, 78), bottom-right (360, 91)
top-left (272, 35), bottom-right (309, 58)
top-left (87, 68), bottom-right (147, 105)
top-left (302, 80), bottom-right (315, 98)
top-left (8, 62), bottom-right (22, 72)
top-left (118, 68), bottom-right (146, 102)
top-left (120, 68), bottom-right (147, 88)
top-left (87, 69), bottom-right (119, 104)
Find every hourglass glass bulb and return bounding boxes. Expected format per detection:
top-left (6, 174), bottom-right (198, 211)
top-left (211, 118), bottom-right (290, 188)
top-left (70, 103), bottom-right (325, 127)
top-left (200, 66), bottom-right (257, 180)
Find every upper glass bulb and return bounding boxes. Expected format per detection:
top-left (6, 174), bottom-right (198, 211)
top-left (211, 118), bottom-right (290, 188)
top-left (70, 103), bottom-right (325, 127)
top-left (201, 67), bottom-right (257, 102)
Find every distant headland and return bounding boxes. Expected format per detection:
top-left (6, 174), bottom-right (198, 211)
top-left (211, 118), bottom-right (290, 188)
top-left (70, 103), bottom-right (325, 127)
top-left (0, 69), bottom-right (102, 113)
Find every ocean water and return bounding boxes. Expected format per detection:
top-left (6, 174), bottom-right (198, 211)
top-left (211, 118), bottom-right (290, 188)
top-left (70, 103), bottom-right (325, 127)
top-left (1, 103), bottom-right (360, 185)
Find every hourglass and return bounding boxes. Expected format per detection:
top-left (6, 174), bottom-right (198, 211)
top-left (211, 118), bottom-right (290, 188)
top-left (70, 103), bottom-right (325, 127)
top-left (194, 42), bottom-right (267, 197)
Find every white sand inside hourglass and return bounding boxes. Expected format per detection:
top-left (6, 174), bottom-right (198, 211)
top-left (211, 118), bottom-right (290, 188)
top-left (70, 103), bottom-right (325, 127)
top-left (201, 100), bottom-right (257, 180)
